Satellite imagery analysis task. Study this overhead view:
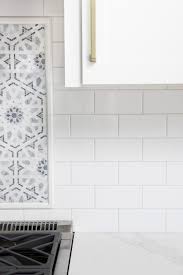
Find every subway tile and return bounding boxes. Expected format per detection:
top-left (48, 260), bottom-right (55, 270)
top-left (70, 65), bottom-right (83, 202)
top-left (96, 187), bottom-right (142, 208)
top-left (72, 209), bottom-right (118, 232)
top-left (54, 91), bottom-right (94, 114)
top-left (54, 186), bottom-right (94, 208)
top-left (0, 0), bottom-right (43, 16)
top-left (119, 162), bottom-right (166, 185)
top-left (53, 42), bottom-right (64, 67)
top-left (144, 91), bottom-right (183, 113)
top-left (71, 162), bottom-right (118, 186)
top-left (168, 115), bottom-right (183, 137)
top-left (167, 162), bottom-right (183, 185)
top-left (71, 115), bottom-right (118, 137)
top-left (52, 17), bottom-right (64, 42)
top-left (53, 115), bottom-right (70, 137)
top-left (166, 210), bottom-right (183, 232)
top-left (23, 209), bottom-right (71, 220)
top-left (119, 210), bottom-right (165, 232)
top-left (44, 0), bottom-right (64, 16)
top-left (54, 162), bottom-right (71, 185)
top-left (95, 91), bottom-right (142, 114)
top-left (167, 84), bottom-right (183, 90)
top-left (55, 139), bottom-right (94, 161)
top-left (53, 68), bottom-right (65, 89)
top-left (95, 139), bottom-right (142, 161)
top-left (143, 139), bottom-right (183, 161)
top-left (143, 186), bottom-right (183, 208)
top-left (0, 210), bottom-right (24, 221)
top-left (119, 115), bottom-right (166, 137)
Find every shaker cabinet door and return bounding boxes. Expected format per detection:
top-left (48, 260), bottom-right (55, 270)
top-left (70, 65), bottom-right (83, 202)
top-left (82, 0), bottom-right (183, 85)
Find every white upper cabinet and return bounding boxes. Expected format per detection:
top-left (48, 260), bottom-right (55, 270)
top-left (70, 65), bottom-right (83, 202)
top-left (64, 0), bottom-right (183, 87)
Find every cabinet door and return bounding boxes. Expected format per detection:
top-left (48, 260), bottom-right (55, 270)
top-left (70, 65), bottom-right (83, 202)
top-left (82, 0), bottom-right (183, 85)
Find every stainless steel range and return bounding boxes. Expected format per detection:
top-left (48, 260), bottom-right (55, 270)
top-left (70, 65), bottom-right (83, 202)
top-left (0, 221), bottom-right (73, 275)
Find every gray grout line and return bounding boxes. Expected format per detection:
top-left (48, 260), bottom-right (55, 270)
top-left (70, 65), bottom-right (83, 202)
top-left (5, 208), bottom-right (183, 211)
top-left (2, 208), bottom-right (183, 211)
top-left (117, 162), bottom-right (120, 185)
top-left (54, 88), bottom-right (183, 92)
top-left (55, 184), bottom-right (183, 187)
top-left (117, 115), bottom-right (120, 136)
top-left (53, 66), bottom-right (64, 69)
top-left (53, 40), bottom-right (64, 43)
top-left (52, 41), bottom-right (64, 44)
top-left (55, 136), bottom-right (183, 140)
top-left (54, 112), bottom-right (183, 115)
top-left (55, 160), bottom-right (183, 164)
top-left (58, 85), bottom-right (183, 89)
top-left (57, 207), bottom-right (183, 210)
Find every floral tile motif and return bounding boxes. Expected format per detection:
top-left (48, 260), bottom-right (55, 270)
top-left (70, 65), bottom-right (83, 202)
top-left (0, 24), bottom-right (48, 203)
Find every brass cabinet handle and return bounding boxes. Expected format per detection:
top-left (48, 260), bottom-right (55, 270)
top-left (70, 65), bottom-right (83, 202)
top-left (90, 0), bottom-right (96, 62)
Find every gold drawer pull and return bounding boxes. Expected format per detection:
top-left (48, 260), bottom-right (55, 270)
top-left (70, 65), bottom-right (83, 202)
top-left (90, 0), bottom-right (96, 62)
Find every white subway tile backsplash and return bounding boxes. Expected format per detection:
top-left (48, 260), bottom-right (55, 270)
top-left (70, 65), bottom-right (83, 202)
top-left (143, 139), bottom-right (183, 161)
top-left (53, 68), bottom-right (65, 89)
top-left (0, 0), bottom-right (43, 16)
top-left (54, 162), bottom-right (71, 185)
top-left (119, 115), bottom-right (166, 137)
top-left (119, 210), bottom-right (165, 232)
top-left (119, 162), bottom-right (166, 186)
top-left (54, 91), bottom-right (94, 114)
top-left (167, 162), bottom-right (183, 185)
top-left (143, 187), bottom-right (183, 208)
top-left (166, 210), bottom-right (183, 232)
top-left (54, 186), bottom-right (94, 208)
top-left (0, 210), bottom-right (24, 221)
top-left (53, 43), bottom-right (64, 67)
top-left (71, 162), bottom-right (118, 186)
top-left (144, 91), bottom-right (183, 113)
top-left (168, 115), bottom-right (183, 137)
top-left (55, 139), bottom-right (94, 161)
top-left (72, 210), bottom-right (118, 232)
top-left (23, 209), bottom-right (71, 220)
top-left (53, 115), bottom-right (70, 137)
top-left (95, 91), bottom-right (142, 114)
top-left (96, 187), bottom-right (142, 208)
top-left (52, 17), bottom-right (64, 42)
top-left (44, 0), bottom-right (64, 16)
top-left (95, 139), bottom-right (142, 161)
top-left (71, 115), bottom-right (118, 137)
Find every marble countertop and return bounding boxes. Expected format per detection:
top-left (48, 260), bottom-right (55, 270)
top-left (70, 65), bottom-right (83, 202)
top-left (69, 233), bottom-right (183, 275)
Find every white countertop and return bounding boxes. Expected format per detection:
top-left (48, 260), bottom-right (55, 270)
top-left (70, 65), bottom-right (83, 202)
top-left (69, 233), bottom-right (183, 275)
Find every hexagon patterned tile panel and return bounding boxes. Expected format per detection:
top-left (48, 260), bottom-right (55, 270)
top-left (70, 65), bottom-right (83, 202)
top-left (0, 24), bottom-right (48, 203)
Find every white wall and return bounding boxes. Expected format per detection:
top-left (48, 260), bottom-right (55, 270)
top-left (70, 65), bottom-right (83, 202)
top-left (1, 0), bottom-right (183, 232)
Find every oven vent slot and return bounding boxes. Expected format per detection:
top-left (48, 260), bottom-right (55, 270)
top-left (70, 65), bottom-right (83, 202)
top-left (0, 221), bottom-right (58, 232)
top-left (0, 221), bottom-right (72, 233)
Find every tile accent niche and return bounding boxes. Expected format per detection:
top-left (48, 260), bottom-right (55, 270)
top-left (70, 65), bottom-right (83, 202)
top-left (0, 20), bottom-right (52, 206)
